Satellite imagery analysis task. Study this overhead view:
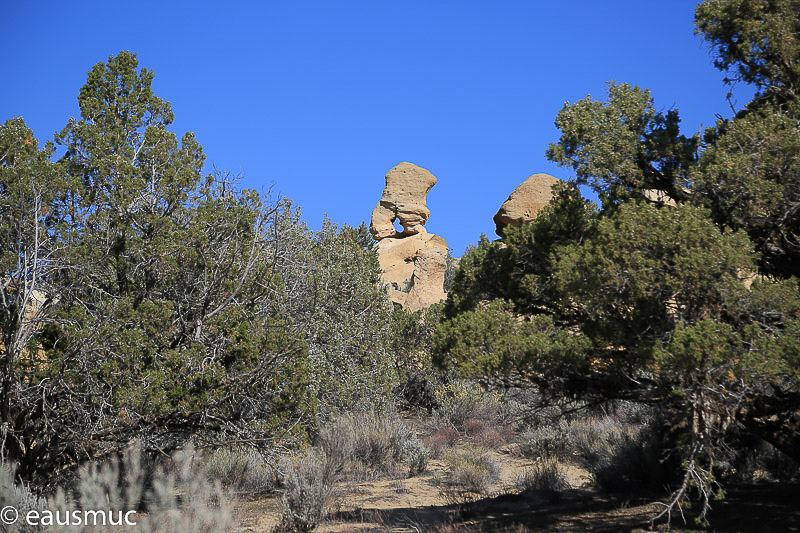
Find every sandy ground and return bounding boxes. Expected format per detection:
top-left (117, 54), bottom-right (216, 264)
top-left (234, 448), bottom-right (590, 532)
top-left (231, 447), bottom-right (800, 533)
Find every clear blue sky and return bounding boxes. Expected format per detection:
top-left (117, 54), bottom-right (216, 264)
top-left (1, 1), bottom-right (751, 255)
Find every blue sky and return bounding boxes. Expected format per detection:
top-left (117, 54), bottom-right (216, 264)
top-left (1, 1), bottom-right (751, 255)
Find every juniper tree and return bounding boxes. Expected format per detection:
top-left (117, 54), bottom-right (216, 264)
top-left (0, 117), bottom-right (65, 467)
top-left (435, 0), bottom-right (800, 523)
top-left (2, 53), bottom-right (316, 484)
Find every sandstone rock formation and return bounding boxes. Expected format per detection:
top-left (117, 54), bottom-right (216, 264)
top-left (370, 163), bottom-right (447, 311)
top-left (493, 173), bottom-right (561, 236)
top-left (643, 188), bottom-right (677, 206)
top-left (370, 162), bottom-right (437, 239)
top-left (377, 232), bottom-right (448, 311)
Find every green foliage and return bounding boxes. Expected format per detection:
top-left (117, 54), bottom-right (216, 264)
top-left (274, 216), bottom-right (398, 416)
top-left (692, 99), bottom-right (800, 276)
top-left (442, 235), bottom-right (515, 319)
top-left (437, 5), bottom-right (800, 513)
top-left (692, 0), bottom-right (800, 277)
top-left (443, 182), bottom-right (595, 319)
top-left (555, 202), bottom-right (755, 348)
top-left (434, 302), bottom-right (591, 393)
top-left (547, 1), bottom-right (800, 277)
top-left (1, 53), bottom-right (321, 484)
top-left (0, 117), bottom-right (64, 467)
top-left (695, 0), bottom-right (800, 99)
top-left (546, 82), bottom-right (698, 207)
top-left (437, 195), bottom-right (798, 421)
top-left (2, 52), bottom-right (405, 487)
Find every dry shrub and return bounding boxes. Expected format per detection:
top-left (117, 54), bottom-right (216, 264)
top-left (517, 422), bottom-right (571, 460)
top-left (430, 525), bottom-right (530, 533)
top-left (317, 411), bottom-right (413, 480)
top-left (401, 437), bottom-right (431, 477)
top-left (0, 463), bottom-right (45, 533)
top-left (435, 446), bottom-right (501, 506)
top-left (433, 381), bottom-right (501, 430)
top-left (424, 427), bottom-right (460, 458)
top-left (330, 508), bottom-right (393, 532)
top-left (273, 451), bottom-right (333, 533)
top-left (515, 455), bottom-right (569, 495)
top-left (36, 443), bottom-right (235, 533)
top-left (201, 446), bottom-right (279, 493)
top-left (516, 403), bottom-right (669, 495)
top-left (464, 418), bottom-right (488, 437)
top-left (468, 419), bottom-right (515, 449)
top-left (572, 415), bottom-right (667, 493)
top-left (585, 432), bottom-right (665, 493)
top-left (476, 428), bottom-right (506, 449)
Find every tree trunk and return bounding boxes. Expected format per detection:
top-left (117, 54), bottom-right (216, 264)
top-left (739, 390), bottom-right (800, 464)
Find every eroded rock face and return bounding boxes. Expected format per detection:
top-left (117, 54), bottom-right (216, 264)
top-left (370, 162), bottom-right (437, 239)
top-left (370, 162), bottom-right (447, 311)
top-left (377, 232), bottom-right (448, 312)
top-left (493, 173), bottom-right (561, 236)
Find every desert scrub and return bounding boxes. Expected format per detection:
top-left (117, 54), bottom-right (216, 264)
top-left (585, 429), bottom-right (666, 493)
top-left (567, 407), bottom-right (668, 493)
top-left (401, 437), bottom-right (431, 477)
top-left (433, 380), bottom-right (502, 430)
top-left (517, 421), bottom-right (572, 460)
top-left (201, 446), bottom-right (280, 493)
top-left (40, 443), bottom-right (235, 533)
top-left (435, 445), bottom-right (501, 505)
top-left (424, 427), bottom-right (460, 458)
top-left (317, 410), bottom-right (413, 480)
top-left (514, 403), bottom-right (669, 494)
top-left (515, 455), bottom-right (569, 495)
top-left (0, 463), bottom-right (46, 533)
top-left (274, 451), bottom-right (333, 533)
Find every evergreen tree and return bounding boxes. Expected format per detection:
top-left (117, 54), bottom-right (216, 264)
top-left (3, 53), bottom-right (316, 483)
top-left (435, 0), bottom-right (800, 522)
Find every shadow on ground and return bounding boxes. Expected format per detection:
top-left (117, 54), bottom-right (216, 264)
top-left (329, 481), bottom-right (800, 532)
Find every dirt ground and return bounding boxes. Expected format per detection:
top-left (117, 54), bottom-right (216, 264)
top-left (231, 447), bottom-right (800, 533)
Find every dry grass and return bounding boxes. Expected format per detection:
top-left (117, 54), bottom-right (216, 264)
top-left (317, 411), bottom-right (417, 482)
top-left (515, 455), bottom-right (569, 495)
top-left (434, 445), bottom-right (502, 506)
top-left (201, 446), bottom-right (280, 494)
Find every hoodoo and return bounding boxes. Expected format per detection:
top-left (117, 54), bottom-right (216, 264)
top-left (369, 163), bottom-right (447, 311)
